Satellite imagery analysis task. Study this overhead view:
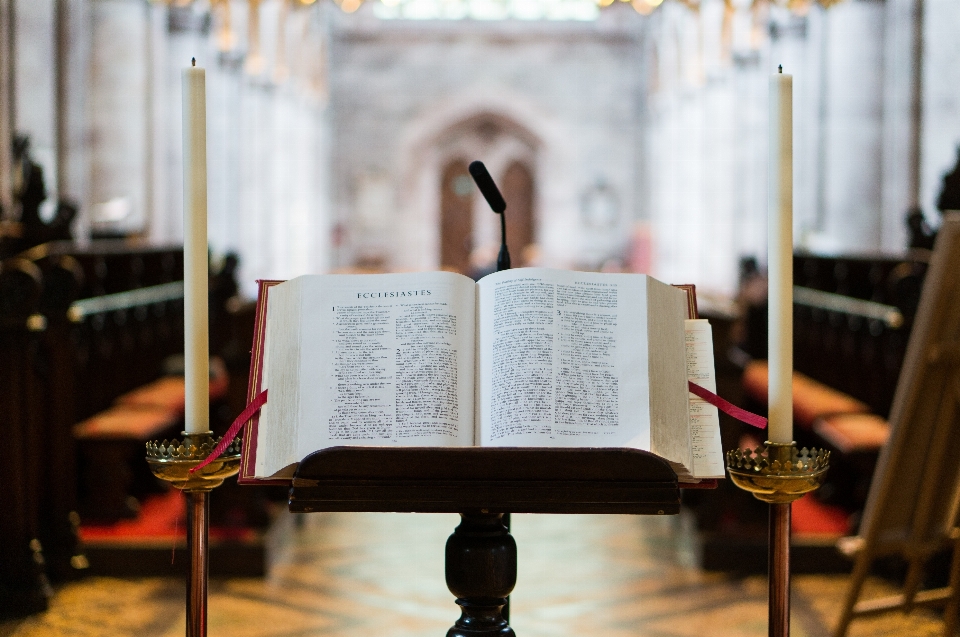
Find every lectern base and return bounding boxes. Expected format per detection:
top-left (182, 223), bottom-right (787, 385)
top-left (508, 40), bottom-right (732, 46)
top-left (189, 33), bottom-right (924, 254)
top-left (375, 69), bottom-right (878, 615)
top-left (289, 446), bottom-right (688, 635)
top-left (445, 513), bottom-right (516, 637)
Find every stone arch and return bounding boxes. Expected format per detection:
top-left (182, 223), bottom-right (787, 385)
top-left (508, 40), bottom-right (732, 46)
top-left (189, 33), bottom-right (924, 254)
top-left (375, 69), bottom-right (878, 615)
top-left (392, 90), bottom-right (575, 271)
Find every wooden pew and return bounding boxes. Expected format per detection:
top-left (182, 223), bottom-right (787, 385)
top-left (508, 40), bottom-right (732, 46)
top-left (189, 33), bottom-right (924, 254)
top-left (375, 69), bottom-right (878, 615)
top-left (788, 255), bottom-right (927, 511)
top-left (72, 356), bottom-right (229, 523)
top-left (0, 257), bottom-right (53, 616)
top-left (699, 252), bottom-right (931, 572)
top-left (740, 253), bottom-right (926, 417)
top-left (0, 241), bottom-right (274, 617)
top-left (793, 251), bottom-right (927, 418)
top-left (34, 242), bottom-right (188, 422)
top-left (13, 243), bottom-right (189, 528)
top-left (66, 266), bottom-right (188, 522)
top-left (740, 252), bottom-right (927, 444)
top-left (30, 252), bottom-right (88, 582)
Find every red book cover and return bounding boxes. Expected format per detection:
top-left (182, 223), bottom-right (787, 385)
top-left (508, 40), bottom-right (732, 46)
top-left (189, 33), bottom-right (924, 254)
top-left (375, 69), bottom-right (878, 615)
top-left (238, 279), bottom-right (287, 485)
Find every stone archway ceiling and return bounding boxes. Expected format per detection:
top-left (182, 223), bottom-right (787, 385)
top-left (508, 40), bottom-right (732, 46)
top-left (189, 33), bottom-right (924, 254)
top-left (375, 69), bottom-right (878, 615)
top-left (365, 0), bottom-right (601, 19)
top-left (627, 0), bottom-right (845, 15)
top-left (160, 0), bottom-right (597, 19)
top-left (156, 0), bottom-right (845, 25)
top-left (359, 0), bottom-right (847, 19)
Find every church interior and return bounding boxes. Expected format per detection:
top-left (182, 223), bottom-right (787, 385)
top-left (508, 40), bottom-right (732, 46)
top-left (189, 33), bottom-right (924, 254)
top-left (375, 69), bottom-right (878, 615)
top-left (2, 0), bottom-right (960, 635)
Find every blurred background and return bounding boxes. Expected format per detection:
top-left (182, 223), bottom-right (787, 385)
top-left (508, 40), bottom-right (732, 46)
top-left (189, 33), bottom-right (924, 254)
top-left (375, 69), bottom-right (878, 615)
top-left (6, 0), bottom-right (958, 291)
top-left (2, 0), bottom-right (959, 634)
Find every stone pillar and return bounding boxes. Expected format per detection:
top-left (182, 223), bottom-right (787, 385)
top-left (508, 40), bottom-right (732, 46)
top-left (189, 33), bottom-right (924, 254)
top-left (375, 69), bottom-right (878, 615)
top-left (772, 6), bottom-right (825, 251)
top-left (879, 0), bottom-right (922, 252)
top-left (276, 87), bottom-right (325, 278)
top-left (0, 1), bottom-right (12, 218)
top-left (157, 5), bottom-right (209, 244)
top-left (56, 0), bottom-right (92, 242)
top-left (819, 0), bottom-right (885, 252)
top-left (0, 0), bottom-right (12, 218)
top-left (201, 0), bottom-right (335, 292)
top-left (730, 58), bottom-right (768, 273)
top-left (646, 1), bottom-right (753, 296)
top-left (88, 0), bottom-right (150, 236)
top-left (206, 51), bottom-right (244, 261)
top-left (14, 0), bottom-right (59, 221)
top-left (237, 80), bottom-right (275, 283)
top-left (146, 0), bottom-right (169, 244)
top-left (920, 0), bottom-right (960, 218)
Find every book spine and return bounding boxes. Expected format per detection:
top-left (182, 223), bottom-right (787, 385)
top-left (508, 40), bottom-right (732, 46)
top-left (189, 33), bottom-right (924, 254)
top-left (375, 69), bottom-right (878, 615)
top-left (239, 280), bottom-right (287, 485)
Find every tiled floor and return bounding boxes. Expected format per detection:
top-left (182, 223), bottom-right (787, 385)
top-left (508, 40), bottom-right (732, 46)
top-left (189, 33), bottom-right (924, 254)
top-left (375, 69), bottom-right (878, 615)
top-left (0, 511), bottom-right (947, 637)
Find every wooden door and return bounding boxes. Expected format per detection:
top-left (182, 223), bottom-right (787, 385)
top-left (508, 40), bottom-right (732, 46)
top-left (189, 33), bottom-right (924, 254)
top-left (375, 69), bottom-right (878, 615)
top-left (439, 160), bottom-right (474, 274)
top-left (500, 162), bottom-right (535, 259)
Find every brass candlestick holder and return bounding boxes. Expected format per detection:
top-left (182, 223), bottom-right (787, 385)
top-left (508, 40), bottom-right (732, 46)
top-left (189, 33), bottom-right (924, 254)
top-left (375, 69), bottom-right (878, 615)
top-left (146, 431), bottom-right (241, 637)
top-left (726, 442), bottom-right (830, 637)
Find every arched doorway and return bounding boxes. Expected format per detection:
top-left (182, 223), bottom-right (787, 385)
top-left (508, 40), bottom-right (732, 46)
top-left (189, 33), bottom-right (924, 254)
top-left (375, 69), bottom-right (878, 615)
top-left (439, 159), bottom-right (474, 274)
top-left (500, 161), bottom-right (535, 262)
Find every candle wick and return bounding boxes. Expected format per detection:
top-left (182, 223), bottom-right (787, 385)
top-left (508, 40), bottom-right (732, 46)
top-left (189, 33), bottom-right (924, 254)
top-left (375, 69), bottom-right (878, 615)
top-left (778, 64), bottom-right (782, 74)
top-left (192, 57), bottom-right (196, 67)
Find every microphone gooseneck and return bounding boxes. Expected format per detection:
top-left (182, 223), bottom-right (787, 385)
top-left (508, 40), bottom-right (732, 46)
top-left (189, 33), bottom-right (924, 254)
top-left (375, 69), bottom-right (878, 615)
top-left (496, 212), bottom-right (510, 271)
top-left (468, 161), bottom-right (510, 271)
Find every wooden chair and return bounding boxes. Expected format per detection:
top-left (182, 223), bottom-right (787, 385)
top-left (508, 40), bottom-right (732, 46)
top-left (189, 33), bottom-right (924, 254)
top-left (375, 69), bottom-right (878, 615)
top-left (833, 213), bottom-right (960, 637)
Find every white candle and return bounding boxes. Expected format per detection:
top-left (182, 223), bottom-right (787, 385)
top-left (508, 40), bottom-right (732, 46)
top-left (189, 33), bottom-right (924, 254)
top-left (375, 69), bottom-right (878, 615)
top-left (182, 59), bottom-right (209, 435)
top-left (767, 67), bottom-right (793, 444)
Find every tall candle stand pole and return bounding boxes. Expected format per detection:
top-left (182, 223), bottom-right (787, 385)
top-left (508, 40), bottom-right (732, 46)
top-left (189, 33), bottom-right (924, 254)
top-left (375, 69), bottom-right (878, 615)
top-left (146, 434), bottom-right (241, 637)
top-left (726, 443), bottom-right (830, 637)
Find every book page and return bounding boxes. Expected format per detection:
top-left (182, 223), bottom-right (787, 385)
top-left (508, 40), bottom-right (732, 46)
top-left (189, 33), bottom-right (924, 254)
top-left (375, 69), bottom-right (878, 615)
top-left (476, 268), bottom-right (650, 449)
top-left (306, 271), bottom-right (475, 452)
top-left (279, 272), bottom-right (476, 462)
top-left (685, 319), bottom-right (725, 479)
top-left (646, 278), bottom-right (693, 476)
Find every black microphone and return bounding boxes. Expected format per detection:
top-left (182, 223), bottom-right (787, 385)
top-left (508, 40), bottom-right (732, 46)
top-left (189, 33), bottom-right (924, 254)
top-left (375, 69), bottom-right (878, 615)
top-left (468, 160), bottom-right (510, 271)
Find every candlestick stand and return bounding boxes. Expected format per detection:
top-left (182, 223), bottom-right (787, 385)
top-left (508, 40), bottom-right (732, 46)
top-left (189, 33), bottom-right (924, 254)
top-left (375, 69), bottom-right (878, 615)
top-left (146, 432), bottom-right (241, 637)
top-left (726, 442), bottom-right (829, 637)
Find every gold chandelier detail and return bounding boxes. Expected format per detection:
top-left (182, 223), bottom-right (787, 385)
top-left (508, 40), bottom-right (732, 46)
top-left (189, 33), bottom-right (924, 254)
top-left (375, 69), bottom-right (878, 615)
top-left (151, 0), bottom-right (318, 5)
top-left (625, 0), bottom-right (845, 14)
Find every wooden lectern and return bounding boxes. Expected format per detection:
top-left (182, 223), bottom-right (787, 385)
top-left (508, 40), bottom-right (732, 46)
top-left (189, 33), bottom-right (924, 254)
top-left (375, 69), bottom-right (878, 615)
top-left (289, 446), bottom-right (686, 637)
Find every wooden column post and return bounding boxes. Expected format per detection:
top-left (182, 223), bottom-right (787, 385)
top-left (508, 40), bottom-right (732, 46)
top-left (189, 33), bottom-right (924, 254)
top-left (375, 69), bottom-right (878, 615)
top-left (445, 512), bottom-right (516, 637)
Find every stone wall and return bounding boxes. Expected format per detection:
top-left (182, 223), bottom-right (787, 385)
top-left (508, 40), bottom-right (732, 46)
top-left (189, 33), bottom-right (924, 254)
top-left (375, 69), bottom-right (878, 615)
top-left (3, 0), bottom-right (332, 296)
top-left (639, 0), bottom-right (927, 295)
top-left (327, 5), bottom-right (644, 272)
top-left (5, 0), bottom-right (959, 297)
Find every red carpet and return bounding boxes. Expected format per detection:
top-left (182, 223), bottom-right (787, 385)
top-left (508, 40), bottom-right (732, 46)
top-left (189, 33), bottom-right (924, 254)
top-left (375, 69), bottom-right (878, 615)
top-left (80, 490), bottom-right (256, 543)
top-left (792, 492), bottom-right (852, 536)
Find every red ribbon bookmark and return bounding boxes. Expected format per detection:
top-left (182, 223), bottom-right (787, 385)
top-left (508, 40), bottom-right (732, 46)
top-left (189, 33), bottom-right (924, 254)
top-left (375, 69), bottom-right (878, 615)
top-left (189, 389), bottom-right (269, 473)
top-left (688, 381), bottom-right (767, 429)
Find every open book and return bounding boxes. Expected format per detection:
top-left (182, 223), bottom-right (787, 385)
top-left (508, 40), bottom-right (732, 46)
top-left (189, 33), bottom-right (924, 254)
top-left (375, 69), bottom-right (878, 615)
top-left (243, 268), bottom-right (724, 483)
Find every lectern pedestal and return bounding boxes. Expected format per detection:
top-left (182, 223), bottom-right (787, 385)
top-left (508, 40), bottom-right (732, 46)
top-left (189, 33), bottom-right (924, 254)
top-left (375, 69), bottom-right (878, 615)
top-left (289, 446), bottom-right (685, 636)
